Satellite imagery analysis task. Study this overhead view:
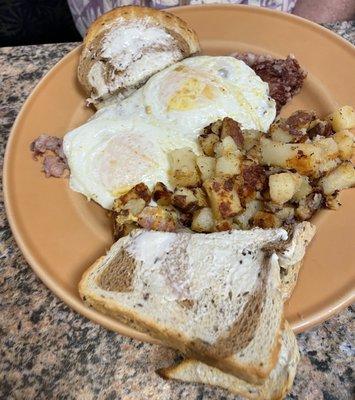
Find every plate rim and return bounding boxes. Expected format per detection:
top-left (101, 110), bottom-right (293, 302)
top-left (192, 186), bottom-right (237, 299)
top-left (3, 4), bottom-right (355, 339)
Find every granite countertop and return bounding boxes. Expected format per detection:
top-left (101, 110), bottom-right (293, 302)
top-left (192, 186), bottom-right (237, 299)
top-left (0, 21), bottom-right (354, 400)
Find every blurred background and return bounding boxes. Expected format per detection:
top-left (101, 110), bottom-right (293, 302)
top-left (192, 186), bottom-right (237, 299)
top-left (0, 0), bottom-right (354, 47)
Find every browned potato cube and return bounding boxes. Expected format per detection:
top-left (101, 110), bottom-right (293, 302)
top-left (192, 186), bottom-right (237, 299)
top-left (270, 122), bottom-right (293, 143)
top-left (191, 207), bottom-right (214, 232)
top-left (319, 162), bottom-right (355, 195)
top-left (312, 137), bottom-right (341, 175)
top-left (196, 155), bottom-right (216, 181)
top-left (215, 154), bottom-right (241, 177)
top-left (333, 130), bottom-right (354, 160)
top-left (122, 198), bottom-right (146, 216)
top-left (243, 129), bottom-right (263, 152)
top-left (260, 138), bottom-right (322, 176)
top-left (215, 219), bottom-right (233, 232)
top-left (169, 148), bottom-right (201, 187)
top-left (113, 183), bottom-right (151, 213)
top-left (246, 143), bottom-right (262, 164)
top-left (270, 111), bottom-right (316, 143)
top-left (241, 163), bottom-right (267, 192)
top-left (137, 206), bottom-right (177, 232)
top-left (172, 187), bottom-right (199, 212)
top-left (198, 132), bottom-right (220, 156)
top-left (269, 172), bottom-right (302, 205)
top-left (314, 137), bottom-right (339, 158)
top-left (203, 177), bottom-right (242, 220)
top-left (220, 117), bottom-right (244, 148)
top-left (192, 187), bottom-right (208, 208)
top-left (204, 120), bottom-right (223, 136)
top-left (215, 136), bottom-right (241, 157)
top-left (327, 106), bottom-right (355, 132)
top-left (292, 176), bottom-right (313, 202)
top-left (152, 182), bottom-right (173, 206)
top-left (251, 211), bottom-right (282, 229)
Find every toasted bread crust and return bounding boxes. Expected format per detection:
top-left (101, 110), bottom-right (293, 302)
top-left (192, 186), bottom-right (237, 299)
top-left (77, 6), bottom-right (200, 106)
top-left (83, 6), bottom-right (199, 50)
top-left (158, 322), bottom-right (299, 400)
top-left (78, 231), bottom-right (284, 385)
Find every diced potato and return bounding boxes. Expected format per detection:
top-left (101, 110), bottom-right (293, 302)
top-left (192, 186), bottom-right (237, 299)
top-left (220, 136), bottom-right (241, 156)
top-left (320, 158), bottom-right (342, 175)
top-left (169, 148), bottom-right (201, 187)
top-left (198, 132), bottom-right (220, 156)
top-left (122, 198), bottom-right (146, 216)
top-left (327, 105), bottom-right (355, 132)
top-left (207, 119), bottom-right (223, 135)
top-left (220, 118), bottom-right (244, 148)
top-left (292, 176), bottom-right (313, 202)
top-left (269, 173), bottom-right (302, 205)
top-left (243, 130), bottom-right (263, 151)
top-left (137, 206), bottom-right (177, 232)
top-left (152, 182), bottom-right (173, 206)
top-left (311, 136), bottom-right (342, 174)
top-left (113, 183), bottom-right (151, 213)
top-left (333, 130), bottom-right (354, 160)
top-left (172, 187), bottom-right (199, 212)
top-left (203, 177), bottom-right (243, 220)
top-left (319, 162), bottom-right (355, 195)
top-left (251, 211), bottom-right (282, 229)
top-left (260, 138), bottom-right (322, 176)
top-left (314, 137), bottom-right (339, 159)
top-left (246, 143), bottom-right (262, 164)
top-left (270, 124), bottom-right (293, 143)
top-left (275, 206), bottom-right (295, 222)
top-left (215, 219), bottom-right (233, 232)
top-left (234, 199), bottom-right (263, 230)
top-left (191, 207), bottom-right (214, 233)
top-left (192, 187), bottom-right (208, 208)
top-left (295, 193), bottom-right (323, 221)
top-left (215, 154), bottom-right (241, 177)
top-left (196, 155), bottom-right (216, 181)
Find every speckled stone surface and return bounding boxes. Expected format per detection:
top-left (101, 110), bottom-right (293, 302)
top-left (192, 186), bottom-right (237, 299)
top-left (1, 21), bottom-right (354, 400)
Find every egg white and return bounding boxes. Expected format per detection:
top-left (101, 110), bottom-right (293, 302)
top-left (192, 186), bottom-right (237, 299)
top-left (64, 56), bottom-right (276, 210)
top-left (63, 116), bottom-right (199, 209)
top-left (142, 56), bottom-right (276, 136)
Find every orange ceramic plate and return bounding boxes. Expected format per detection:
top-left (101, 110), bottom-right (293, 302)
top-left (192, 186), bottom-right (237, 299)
top-left (4, 5), bottom-right (355, 340)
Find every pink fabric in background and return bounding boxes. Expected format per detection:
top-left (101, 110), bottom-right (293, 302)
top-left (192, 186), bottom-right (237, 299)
top-left (68, 0), bottom-right (297, 36)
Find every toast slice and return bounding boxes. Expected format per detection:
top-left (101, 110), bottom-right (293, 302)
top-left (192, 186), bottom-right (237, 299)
top-left (158, 322), bottom-right (299, 400)
top-left (78, 6), bottom-right (200, 108)
top-left (276, 222), bottom-right (316, 300)
top-left (79, 223), bottom-right (313, 383)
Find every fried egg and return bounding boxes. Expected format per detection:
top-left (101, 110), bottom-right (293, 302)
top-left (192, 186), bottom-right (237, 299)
top-left (63, 116), bottom-right (199, 209)
top-left (142, 56), bottom-right (276, 135)
top-left (64, 56), bottom-right (276, 209)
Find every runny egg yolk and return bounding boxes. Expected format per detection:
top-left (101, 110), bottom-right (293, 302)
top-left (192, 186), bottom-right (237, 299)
top-left (167, 78), bottom-right (215, 111)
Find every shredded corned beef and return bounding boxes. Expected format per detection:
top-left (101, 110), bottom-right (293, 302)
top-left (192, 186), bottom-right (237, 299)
top-left (232, 53), bottom-right (307, 113)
